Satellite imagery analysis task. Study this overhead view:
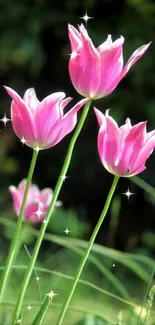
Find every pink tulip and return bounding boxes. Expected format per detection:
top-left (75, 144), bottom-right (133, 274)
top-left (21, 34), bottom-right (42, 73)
top-left (4, 86), bottom-right (88, 149)
top-left (94, 108), bottom-right (155, 177)
top-left (68, 24), bottom-right (151, 99)
top-left (9, 179), bottom-right (61, 222)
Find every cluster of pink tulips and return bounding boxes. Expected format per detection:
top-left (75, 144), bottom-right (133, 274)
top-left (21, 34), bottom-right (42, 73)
top-left (0, 23), bottom-right (154, 324)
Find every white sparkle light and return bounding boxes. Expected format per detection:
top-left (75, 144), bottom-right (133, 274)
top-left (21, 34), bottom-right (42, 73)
top-left (64, 228), bottom-right (70, 235)
top-left (35, 145), bottom-right (41, 153)
top-left (122, 187), bottom-right (135, 200)
top-left (43, 219), bottom-right (47, 224)
top-left (79, 11), bottom-right (94, 24)
top-left (35, 207), bottom-right (43, 218)
top-left (60, 175), bottom-right (69, 181)
top-left (46, 290), bottom-right (57, 300)
top-left (35, 276), bottom-right (41, 282)
top-left (0, 114), bottom-right (11, 127)
top-left (20, 137), bottom-right (27, 145)
top-left (16, 319), bottom-right (22, 324)
top-left (69, 50), bottom-right (79, 60)
top-left (26, 305), bottom-right (32, 311)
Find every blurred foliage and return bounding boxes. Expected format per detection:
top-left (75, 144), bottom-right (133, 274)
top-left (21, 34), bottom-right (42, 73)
top-left (0, 0), bottom-right (155, 251)
top-left (0, 215), bottom-right (155, 324)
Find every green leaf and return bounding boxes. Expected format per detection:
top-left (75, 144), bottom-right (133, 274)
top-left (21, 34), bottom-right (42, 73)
top-left (31, 293), bottom-right (52, 325)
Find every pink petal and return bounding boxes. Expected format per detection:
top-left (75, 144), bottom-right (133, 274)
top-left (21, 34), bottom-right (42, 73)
top-left (39, 188), bottom-right (53, 206)
top-left (5, 86), bottom-right (37, 144)
top-left (94, 107), bottom-right (105, 127)
top-left (68, 24), bottom-right (82, 51)
top-left (9, 186), bottom-right (21, 215)
top-left (60, 97), bottom-right (73, 112)
top-left (131, 135), bottom-right (155, 173)
top-left (115, 122), bottom-right (147, 175)
top-left (45, 98), bottom-right (89, 148)
top-left (23, 88), bottom-right (40, 114)
top-left (97, 112), bottom-right (119, 171)
top-left (97, 35), bottom-right (113, 53)
top-left (120, 42), bottom-right (151, 79)
top-left (24, 202), bottom-right (45, 222)
top-left (114, 118), bottom-right (132, 167)
top-left (96, 36), bottom-right (124, 97)
top-left (34, 92), bottom-right (66, 146)
top-left (127, 165), bottom-right (146, 177)
top-left (18, 179), bottom-right (39, 197)
top-left (18, 180), bottom-right (40, 205)
top-left (103, 114), bottom-right (119, 168)
top-left (18, 179), bottom-right (27, 190)
top-left (69, 25), bottom-right (101, 98)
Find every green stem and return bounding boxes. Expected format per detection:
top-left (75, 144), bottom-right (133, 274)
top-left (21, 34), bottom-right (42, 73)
top-left (0, 149), bottom-right (38, 304)
top-left (56, 175), bottom-right (120, 325)
top-left (12, 99), bottom-right (92, 324)
top-left (131, 176), bottom-right (155, 198)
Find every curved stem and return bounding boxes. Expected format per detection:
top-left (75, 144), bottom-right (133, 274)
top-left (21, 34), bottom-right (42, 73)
top-left (0, 149), bottom-right (38, 304)
top-left (56, 175), bottom-right (120, 325)
top-left (12, 99), bottom-right (92, 324)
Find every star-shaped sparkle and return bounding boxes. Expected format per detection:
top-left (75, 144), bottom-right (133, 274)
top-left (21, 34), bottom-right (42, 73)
top-left (35, 207), bottom-right (43, 218)
top-left (0, 114), bottom-right (11, 127)
top-left (35, 276), bottom-right (41, 282)
top-left (46, 290), bottom-right (57, 300)
top-left (122, 188), bottom-right (135, 200)
top-left (79, 11), bottom-right (93, 24)
top-left (35, 145), bottom-right (41, 153)
top-left (64, 228), bottom-right (70, 235)
top-left (69, 50), bottom-right (80, 60)
top-left (60, 175), bottom-right (69, 181)
top-left (26, 305), bottom-right (32, 311)
top-left (20, 137), bottom-right (27, 145)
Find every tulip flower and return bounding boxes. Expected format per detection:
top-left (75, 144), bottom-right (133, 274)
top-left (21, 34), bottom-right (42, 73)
top-left (9, 179), bottom-right (61, 222)
top-left (4, 86), bottom-right (88, 149)
top-left (68, 24), bottom-right (151, 99)
top-left (95, 108), bottom-right (155, 177)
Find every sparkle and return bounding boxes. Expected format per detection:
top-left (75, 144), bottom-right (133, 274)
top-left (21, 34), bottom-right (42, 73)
top-left (64, 228), bottom-right (70, 235)
top-left (20, 137), bottom-right (26, 145)
top-left (35, 276), bottom-right (41, 282)
top-left (0, 114), bottom-right (11, 127)
top-left (122, 187), bottom-right (135, 200)
top-left (112, 264), bottom-right (115, 267)
top-left (35, 207), bottom-right (43, 218)
top-left (43, 219), bottom-right (47, 224)
top-left (16, 320), bottom-right (22, 324)
top-left (60, 175), bottom-right (69, 181)
top-left (26, 305), bottom-right (32, 311)
top-left (79, 11), bottom-right (94, 24)
top-left (69, 50), bottom-right (79, 60)
top-left (46, 290), bottom-right (57, 300)
top-left (35, 145), bottom-right (41, 153)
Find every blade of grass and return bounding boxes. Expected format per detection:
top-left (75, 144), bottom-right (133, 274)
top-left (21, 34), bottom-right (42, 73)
top-left (0, 265), bottom-right (135, 307)
top-left (131, 176), bottom-right (155, 198)
top-left (1, 301), bottom-right (117, 324)
top-left (0, 218), bottom-right (130, 300)
top-left (0, 218), bottom-right (151, 283)
top-left (24, 245), bottom-right (42, 304)
top-left (31, 292), bottom-right (53, 325)
top-left (2, 264), bottom-right (155, 315)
